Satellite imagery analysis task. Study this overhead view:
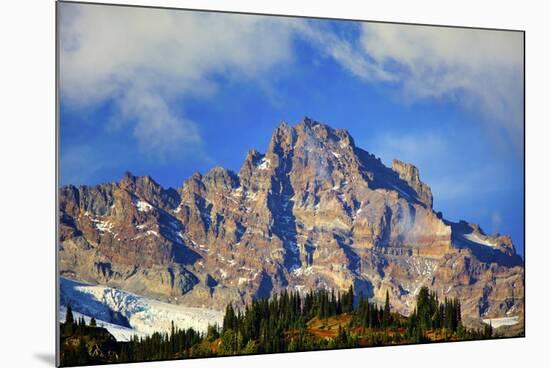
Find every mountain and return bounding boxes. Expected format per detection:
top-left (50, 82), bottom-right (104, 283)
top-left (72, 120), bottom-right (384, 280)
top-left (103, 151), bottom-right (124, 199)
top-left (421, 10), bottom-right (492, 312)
top-left (59, 117), bottom-right (524, 328)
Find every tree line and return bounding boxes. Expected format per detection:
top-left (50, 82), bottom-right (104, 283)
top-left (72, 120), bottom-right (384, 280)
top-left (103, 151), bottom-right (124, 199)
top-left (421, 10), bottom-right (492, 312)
top-left (217, 286), bottom-right (357, 354)
top-left (59, 286), bottom-right (495, 365)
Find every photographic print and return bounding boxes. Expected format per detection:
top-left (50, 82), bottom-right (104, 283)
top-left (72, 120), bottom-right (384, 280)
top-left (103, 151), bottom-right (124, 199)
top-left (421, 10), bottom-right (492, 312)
top-left (57, 1), bottom-right (525, 366)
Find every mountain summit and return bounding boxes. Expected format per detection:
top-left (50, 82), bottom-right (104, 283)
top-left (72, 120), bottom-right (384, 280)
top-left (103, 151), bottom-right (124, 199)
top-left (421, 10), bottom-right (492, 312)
top-left (59, 118), bottom-right (523, 327)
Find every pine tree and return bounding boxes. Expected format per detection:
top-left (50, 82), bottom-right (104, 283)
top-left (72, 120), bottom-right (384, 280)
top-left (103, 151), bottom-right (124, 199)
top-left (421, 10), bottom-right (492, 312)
top-left (90, 317), bottom-right (97, 327)
top-left (223, 304), bottom-right (236, 332)
top-left (485, 321), bottom-right (493, 338)
top-left (206, 324), bottom-right (220, 342)
top-left (383, 290), bottom-right (391, 327)
top-left (65, 304), bottom-right (74, 325)
top-left (76, 337), bottom-right (88, 365)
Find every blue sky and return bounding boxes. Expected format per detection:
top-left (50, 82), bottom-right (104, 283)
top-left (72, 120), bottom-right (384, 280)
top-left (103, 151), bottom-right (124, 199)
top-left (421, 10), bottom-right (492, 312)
top-left (59, 3), bottom-right (524, 255)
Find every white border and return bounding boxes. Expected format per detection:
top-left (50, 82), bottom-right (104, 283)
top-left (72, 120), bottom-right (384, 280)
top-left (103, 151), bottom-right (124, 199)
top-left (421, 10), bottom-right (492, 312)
top-left (1, 1), bottom-right (548, 367)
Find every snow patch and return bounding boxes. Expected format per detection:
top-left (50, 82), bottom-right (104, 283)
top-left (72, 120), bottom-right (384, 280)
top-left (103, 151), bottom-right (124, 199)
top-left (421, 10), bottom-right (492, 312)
top-left (176, 231), bottom-right (185, 241)
top-left (464, 233), bottom-right (496, 248)
top-left (136, 200), bottom-right (153, 212)
top-left (257, 157), bottom-right (270, 170)
top-left (94, 220), bottom-right (113, 233)
top-left (482, 316), bottom-right (519, 328)
top-left (292, 266), bottom-right (315, 277)
top-left (246, 191), bottom-right (258, 201)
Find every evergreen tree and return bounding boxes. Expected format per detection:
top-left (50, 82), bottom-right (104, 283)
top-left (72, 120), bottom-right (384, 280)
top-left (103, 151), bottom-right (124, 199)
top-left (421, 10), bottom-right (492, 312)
top-left (76, 338), bottom-right (88, 365)
top-left (383, 290), bottom-right (391, 327)
top-left (223, 304), bottom-right (236, 332)
top-left (60, 284), bottom-right (490, 366)
top-left (65, 304), bottom-right (74, 325)
top-left (488, 321), bottom-right (493, 337)
top-left (206, 324), bottom-right (220, 342)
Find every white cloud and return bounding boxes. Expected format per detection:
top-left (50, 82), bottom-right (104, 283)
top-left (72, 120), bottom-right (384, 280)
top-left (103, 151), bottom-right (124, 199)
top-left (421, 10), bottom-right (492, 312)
top-left (302, 22), bottom-right (523, 152)
top-left (59, 3), bottom-right (299, 156)
top-left (355, 23), bottom-right (523, 151)
top-left (60, 4), bottom-right (524, 157)
top-left (295, 23), bottom-right (395, 82)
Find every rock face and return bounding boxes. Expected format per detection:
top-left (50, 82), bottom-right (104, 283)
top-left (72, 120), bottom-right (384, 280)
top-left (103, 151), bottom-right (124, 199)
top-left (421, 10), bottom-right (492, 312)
top-left (391, 159), bottom-right (433, 208)
top-left (59, 118), bottom-right (524, 326)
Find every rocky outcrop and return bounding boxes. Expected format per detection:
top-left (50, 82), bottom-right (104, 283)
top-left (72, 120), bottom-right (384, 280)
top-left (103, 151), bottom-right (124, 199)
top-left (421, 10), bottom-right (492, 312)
top-left (391, 159), bottom-right (433, 208)
top-left (59, 117), bottom-right (524, 328)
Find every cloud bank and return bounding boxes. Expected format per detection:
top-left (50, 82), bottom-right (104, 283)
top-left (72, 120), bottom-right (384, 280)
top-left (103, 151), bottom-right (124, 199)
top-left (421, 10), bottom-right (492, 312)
top-left (350, 23), bottom-right (524, 151)
top-left (59, 3), bottom-right (299, 156)
top-left (60, 3), bottom-right (524, 158)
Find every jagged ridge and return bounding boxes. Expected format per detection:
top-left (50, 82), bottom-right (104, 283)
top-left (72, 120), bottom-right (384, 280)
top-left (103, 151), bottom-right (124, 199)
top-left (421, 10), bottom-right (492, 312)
top-left (59, 117), bottom-right (524, 328)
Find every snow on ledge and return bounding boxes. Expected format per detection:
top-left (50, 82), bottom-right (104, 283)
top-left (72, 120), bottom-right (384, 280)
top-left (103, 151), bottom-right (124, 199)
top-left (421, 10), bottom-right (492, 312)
top-left (257, 157), bottom-right (270, 170)
top-left (136, 200), bottom-right (153, 212)
top-left (482, 316), bottom-right (519, 328)
top-left (464, 232), bottom-right (496, 248)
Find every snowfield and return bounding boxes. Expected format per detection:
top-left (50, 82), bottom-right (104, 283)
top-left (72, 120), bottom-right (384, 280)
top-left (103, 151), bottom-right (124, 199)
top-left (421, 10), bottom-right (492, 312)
top-left (482, 316), bottom-right (520, 328)
top-left (59, 306), bottom-right (146, 342)
top-left (60, 278), bottom-right (224, 340)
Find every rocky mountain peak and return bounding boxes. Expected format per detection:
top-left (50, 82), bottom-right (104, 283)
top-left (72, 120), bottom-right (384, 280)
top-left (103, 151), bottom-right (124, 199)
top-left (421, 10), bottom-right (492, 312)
top-left (239, 149), bottom-right (266, 189)
top-left (120, 171), bottom-right (156, 191)
top-left (203, 166), bottom-right (239, 191)
top-left (391, 159), bottom-right (433, 208)
top-left (180, 172), bottom-right (206, 196)
top-left (240, 149), bottom-right (264, 171)
top-left (266, 118), bottom-right (357, 157)
top-left (296, 117), bottom-right (356, 149)
top-left (267, 121), bottom-right (297, 157)
top-left (119, 172), bottom-right (178, 210)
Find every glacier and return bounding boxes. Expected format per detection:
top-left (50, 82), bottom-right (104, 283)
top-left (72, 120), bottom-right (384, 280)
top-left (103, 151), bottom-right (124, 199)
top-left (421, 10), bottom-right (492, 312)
top-left (59, 278), bottom-right (224, 340)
